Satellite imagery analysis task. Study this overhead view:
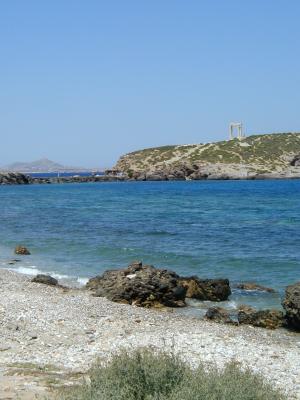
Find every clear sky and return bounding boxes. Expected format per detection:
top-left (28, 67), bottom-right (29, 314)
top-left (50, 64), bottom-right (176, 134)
top-left (1, 1), bottom-right (300, 167)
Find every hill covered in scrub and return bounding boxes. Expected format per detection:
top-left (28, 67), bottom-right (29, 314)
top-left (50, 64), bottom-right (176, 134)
top-left (112, 133), bottom-right (300, 180)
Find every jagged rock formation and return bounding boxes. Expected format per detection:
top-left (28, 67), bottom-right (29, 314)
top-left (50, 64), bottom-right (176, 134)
top-left (110, 133), bottom-right (300, 180)
top-left (86, 262), bottom-right (187, 308)
top-left (282, 282), bottom-right (300, 330)
top-left (86, 262), bottom-right (231, 308)
top-left (0, 173), bottom-right (31, 185)
top-left (179, 276), bottom-right (231, 301)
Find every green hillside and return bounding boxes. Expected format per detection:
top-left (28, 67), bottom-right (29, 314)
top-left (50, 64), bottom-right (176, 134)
top-left (115, 133), bottom-right (300, 173)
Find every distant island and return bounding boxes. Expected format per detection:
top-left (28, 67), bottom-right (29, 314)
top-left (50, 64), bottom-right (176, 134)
top-left (0, 158), bottom-right (102, 174)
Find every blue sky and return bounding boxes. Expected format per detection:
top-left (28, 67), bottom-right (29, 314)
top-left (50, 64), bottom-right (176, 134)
top-left (1, 1), bottom-right (300, 167)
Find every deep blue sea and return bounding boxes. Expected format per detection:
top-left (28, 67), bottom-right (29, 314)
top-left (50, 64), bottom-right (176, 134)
top-left (1, 180), bottom-right (299, 315)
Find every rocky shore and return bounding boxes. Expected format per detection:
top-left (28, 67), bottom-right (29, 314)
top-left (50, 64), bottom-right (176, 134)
top-left (2, 167), bottom-right (300, 186)
top-left (0, 173), bottom-right (31, 185)
top-left (0, 267), bottom-right (300, 399)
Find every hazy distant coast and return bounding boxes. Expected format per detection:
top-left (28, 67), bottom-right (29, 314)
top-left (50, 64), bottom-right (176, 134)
top-left (0, 158), bottom-right (104, 175)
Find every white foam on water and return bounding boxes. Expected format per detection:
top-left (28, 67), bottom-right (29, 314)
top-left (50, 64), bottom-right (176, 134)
top-left (11, 265), bottom-right (43, 276)
top-left (77, 277), bottom-right (89, 286)
top-left (3, 264), bottom-right (89, 288)
top-left (186, 298), bottom-right (238, 310)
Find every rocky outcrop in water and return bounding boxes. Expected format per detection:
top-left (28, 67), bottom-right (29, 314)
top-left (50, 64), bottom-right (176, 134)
top-left (86, 262), bottom-right (233, 308)
top-left (0, 173), bottom-right (31, 185)
top-left (15, 246), bottom-right (31, 255)
top-left (282, 282), bottom-right (300, 330)
top-left (86, 262), bottom-right (187, 308)
top-left (179, 277), bottom-right (231, 301)
top-left (235, 282), bottom-right (275, 293)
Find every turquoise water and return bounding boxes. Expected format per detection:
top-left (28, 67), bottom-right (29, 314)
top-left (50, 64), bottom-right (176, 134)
top-left (1, 180), bottom-right (300, 312)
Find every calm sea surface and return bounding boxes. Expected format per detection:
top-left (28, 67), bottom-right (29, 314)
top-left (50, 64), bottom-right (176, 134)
top-left (1, 180), bottom-right (300, 314)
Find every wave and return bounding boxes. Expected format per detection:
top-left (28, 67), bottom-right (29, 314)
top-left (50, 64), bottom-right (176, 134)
top-left (4, 264), bottom-right (89, 287)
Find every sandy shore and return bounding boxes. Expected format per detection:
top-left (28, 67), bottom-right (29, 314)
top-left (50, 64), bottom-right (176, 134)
top-left (0, 269), bottom-right (299, 399)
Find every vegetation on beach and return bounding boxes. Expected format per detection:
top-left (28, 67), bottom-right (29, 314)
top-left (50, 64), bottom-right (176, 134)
top-left (58, 349), bottom-right (286, 400)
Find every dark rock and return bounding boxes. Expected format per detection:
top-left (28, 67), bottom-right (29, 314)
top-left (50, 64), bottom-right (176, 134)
top-left (7, 259), bottom-right (21, 265)
top-left (0, 173), bottom-right (31, 185)
top-left (282, 282), bottom-right (300, 330)
top-left (86, 262), bottom-right (187, 308)
top-left (15, 246), bottom-right (31, 255)
top-left (235, 282), bottom-right (275, 293)
top-left (179, 276), bottom-right (231, 301)
top-left (31, 274), bottom-right (58, 286)
top-left (237, 305), bottom-right (284, 329)
top-left (290, 155), bottom-right (300, 166)
top-left (205, 307), bottom-right (236, 324)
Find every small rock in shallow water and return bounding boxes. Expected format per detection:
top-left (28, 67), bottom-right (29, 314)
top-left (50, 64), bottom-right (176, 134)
top-left (235, 282), bottom-right (275, 293)
top-left (205, 307), bottom-right (236, 324)
top-left (237, 305), bottom-right (284, 329)
top-left (14, 246), bottom-right (31, 255)
top-left (7, 259), bottom-right (21, 265)
top-left (31, 274), bottom-right (58, 286)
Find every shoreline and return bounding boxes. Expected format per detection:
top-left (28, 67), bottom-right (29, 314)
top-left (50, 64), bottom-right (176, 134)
top-left (0, 269), bottom-right (299, 399)
top-left (2, 171), bottom-right (300, 186)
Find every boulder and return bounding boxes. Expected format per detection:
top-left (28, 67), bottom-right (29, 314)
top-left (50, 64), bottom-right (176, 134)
top-left (237, 305), bottom-right (283, 329)
top-left (205, 307), bottom-right (235, 324)
top-left (282, 282), bottom-right (300, 330)
top-left (86, 262), bottom-right (187, 308)
top-left (15, 246), bottom-right (31, 255)
top-left (31, 274), bottom-right (58, 286)
top-left (179, 276), bottom-right (231, 301)
top-left (235, 282), bottom-right (275, 293)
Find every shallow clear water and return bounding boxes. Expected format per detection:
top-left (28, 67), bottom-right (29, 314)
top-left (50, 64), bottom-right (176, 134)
top-left (1, 180), bottom-right (299, 313)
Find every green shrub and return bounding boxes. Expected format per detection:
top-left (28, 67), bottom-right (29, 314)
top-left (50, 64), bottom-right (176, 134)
top-left (127, 169), bottom-right (134, 178)
top-left (58, 349), bottom-right (286, 400)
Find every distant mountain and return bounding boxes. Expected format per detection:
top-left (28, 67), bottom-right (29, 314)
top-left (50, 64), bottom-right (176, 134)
top-left (2, 158), bottom-right (93, 173)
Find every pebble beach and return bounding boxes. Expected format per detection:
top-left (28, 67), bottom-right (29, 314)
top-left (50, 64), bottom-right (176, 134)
top-left (0, 269), bottom-right (299, 399)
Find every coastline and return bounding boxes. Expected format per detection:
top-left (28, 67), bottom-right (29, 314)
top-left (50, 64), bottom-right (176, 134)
top-left (0, 268), bottom-right (299, 399)
top-left (3, 171), bottom-right (300, 186)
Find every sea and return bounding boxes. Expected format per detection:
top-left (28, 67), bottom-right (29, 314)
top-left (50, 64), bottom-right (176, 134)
top-left (1, 180), bottom-right (299, 317)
